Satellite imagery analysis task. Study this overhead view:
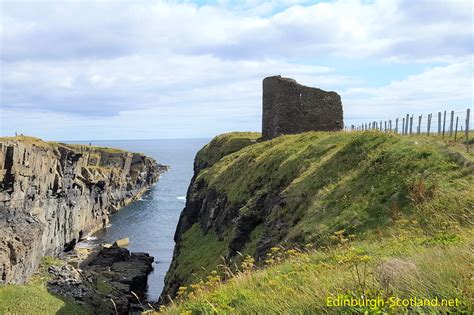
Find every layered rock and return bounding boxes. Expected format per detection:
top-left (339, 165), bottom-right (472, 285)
top-left (48, 246), bottom-right (154, 314)
top-left (0, 136), bottom-right (166, 284)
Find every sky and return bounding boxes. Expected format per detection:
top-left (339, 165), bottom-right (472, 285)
top-left (0, 0), bottom-right (473, 140)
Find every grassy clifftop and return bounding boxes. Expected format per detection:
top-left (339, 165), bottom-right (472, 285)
top-left (0, 135), bottom-right (126, 153)
top-left (161, 131), bottom-right (473, 313)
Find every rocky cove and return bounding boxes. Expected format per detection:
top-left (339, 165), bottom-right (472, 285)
top-left (0, 136), bottom-right (168, 312)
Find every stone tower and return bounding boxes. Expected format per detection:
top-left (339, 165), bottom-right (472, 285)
top-left (262, 75), bottom-right (343, 140)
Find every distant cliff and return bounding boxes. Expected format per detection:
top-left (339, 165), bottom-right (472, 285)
top-left (0, 136), bottom-right (167, 284)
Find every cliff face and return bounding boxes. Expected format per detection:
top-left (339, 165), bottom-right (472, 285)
top-left (162, 131), bottom-right (473, 300)
top-left (0, 136), bottom-right (165, 284)
top-left (162, 132), bottom-right (262, 299)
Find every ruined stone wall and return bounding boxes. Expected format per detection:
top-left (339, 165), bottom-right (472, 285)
top-left (0, 137), bottom-right (166, 284)
top-left (262, 75), bottom-right (343, 140)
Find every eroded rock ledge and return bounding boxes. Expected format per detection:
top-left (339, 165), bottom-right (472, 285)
top-left (0, 136), bottom-right (167, 284)
top-left (48, 246), bottom-right (154, 314)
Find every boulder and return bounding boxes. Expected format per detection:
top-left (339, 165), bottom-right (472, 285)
top-left (113, 237), bottom-right (129, 247)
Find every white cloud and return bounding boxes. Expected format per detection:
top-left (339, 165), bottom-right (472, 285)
top-left (1, 54), bottom-right (346, 117)
top-left (0, 0), bottom-right (472, 139)
top-left (1, 0), bottom-right (472, 62)
top-left (344, 58), bottom-right (473, 121)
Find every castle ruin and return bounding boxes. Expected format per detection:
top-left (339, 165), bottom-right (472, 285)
top-left (262, 75), bottom-right (343, 140)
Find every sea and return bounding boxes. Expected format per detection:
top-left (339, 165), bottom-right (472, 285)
top-left (70, 138), bottom-right (210, 301)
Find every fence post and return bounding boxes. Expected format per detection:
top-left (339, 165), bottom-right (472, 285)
top-left (427, 114), bottom-right (431, 135)
top-left (454, 116), bottom-right (459, 141)
top-left (407, 116), bottom-right (410, 135)
top-left (438, 112), bottom-right (441, 134)
top-left (466, 108), bottom-right (470, 152)
top-left (384, 121), bottom-right (387, 132)
top-left (417, 115), bottom-right (422, 134)
top-left (449, 110), bottom-right (454, 137)
top-left (442, 110), bottom-right (446, 138)
top-left (405, 114), bottom-right (410, 134)
top-left (395, 118), bottom-right (399, 134)
top-left (402, 118), bottom-right (405, 135)
top-left (409, 115), bottom-right (413, 135)
top-left (389, 120), bottom-right (392, 131)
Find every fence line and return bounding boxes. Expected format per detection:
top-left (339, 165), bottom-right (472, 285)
top-left (344, 108), bottom-right (472, 152)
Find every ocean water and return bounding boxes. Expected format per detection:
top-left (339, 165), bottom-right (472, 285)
top-left (73, 138), bottom-right (210, 301)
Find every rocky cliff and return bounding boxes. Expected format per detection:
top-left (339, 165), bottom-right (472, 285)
top-left (162, 131), bottom-right (473, 300)
top-left (0, 136), bottom-right (166, 284)
top-left (162, 132), bottom-right (262, 299)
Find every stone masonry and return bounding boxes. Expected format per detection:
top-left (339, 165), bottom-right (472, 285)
top-left (262, 75), bottom-right (343, 140)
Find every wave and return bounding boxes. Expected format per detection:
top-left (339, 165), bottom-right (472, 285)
top-left (177, 196), bottom-right (186, 201)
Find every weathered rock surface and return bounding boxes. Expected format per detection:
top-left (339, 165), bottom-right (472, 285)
top-left (0, 136), bottom-right (166, 284)
top-left (47, 246), bottom-right (154, 314)
top-left (262, 75), bottom-right (343, 140)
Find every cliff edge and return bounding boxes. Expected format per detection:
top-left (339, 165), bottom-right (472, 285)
top-left (162, 131), bottom-right (473, 303)
top-left (0, 136), bottom-right (166, 284)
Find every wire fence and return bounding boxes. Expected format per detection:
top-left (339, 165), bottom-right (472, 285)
top-left (344, 108), bottom-right (472, 152)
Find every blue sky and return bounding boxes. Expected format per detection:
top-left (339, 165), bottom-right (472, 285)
top-left (0, 0), bottom-right (472, 140)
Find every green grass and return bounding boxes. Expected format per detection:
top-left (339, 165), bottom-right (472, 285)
top-left (195, 131), bottom-right (472, 245)
top-left (0, 257), bottom-right (91, 315)
top-left (0, 135), bottom-right (128, 154)
top-left (160, 130), bottom-right (473, 314)
top-left (164, 224), bottom-right (231, 292)
top-left (0, 283), bottom-right (90, 315)
top-left (162, 235), bottom-right (472, 314)
top-left (194, 132), bottom-right (261, 170)
top-left (95, 277), bottom-right (114, 295)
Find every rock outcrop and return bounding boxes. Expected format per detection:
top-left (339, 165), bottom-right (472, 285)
top-left (48, 246), bottom-right (154, 314)
top-left (262, 75), bottom-right (343, 140)
top-left (0, 136), bottom-right (166, 284)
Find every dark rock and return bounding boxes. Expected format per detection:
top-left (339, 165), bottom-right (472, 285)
top-left (47, 247), bottom-right (154, 315)
top-left (0, 137), bottom-right (166, 285)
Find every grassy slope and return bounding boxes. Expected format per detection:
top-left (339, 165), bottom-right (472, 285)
top-left (161, 131), bottom-right (473, 314)
top-left (163, 237), bottom-right (472, 314)
top-left (0, 257), bottom-right (91, 315)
